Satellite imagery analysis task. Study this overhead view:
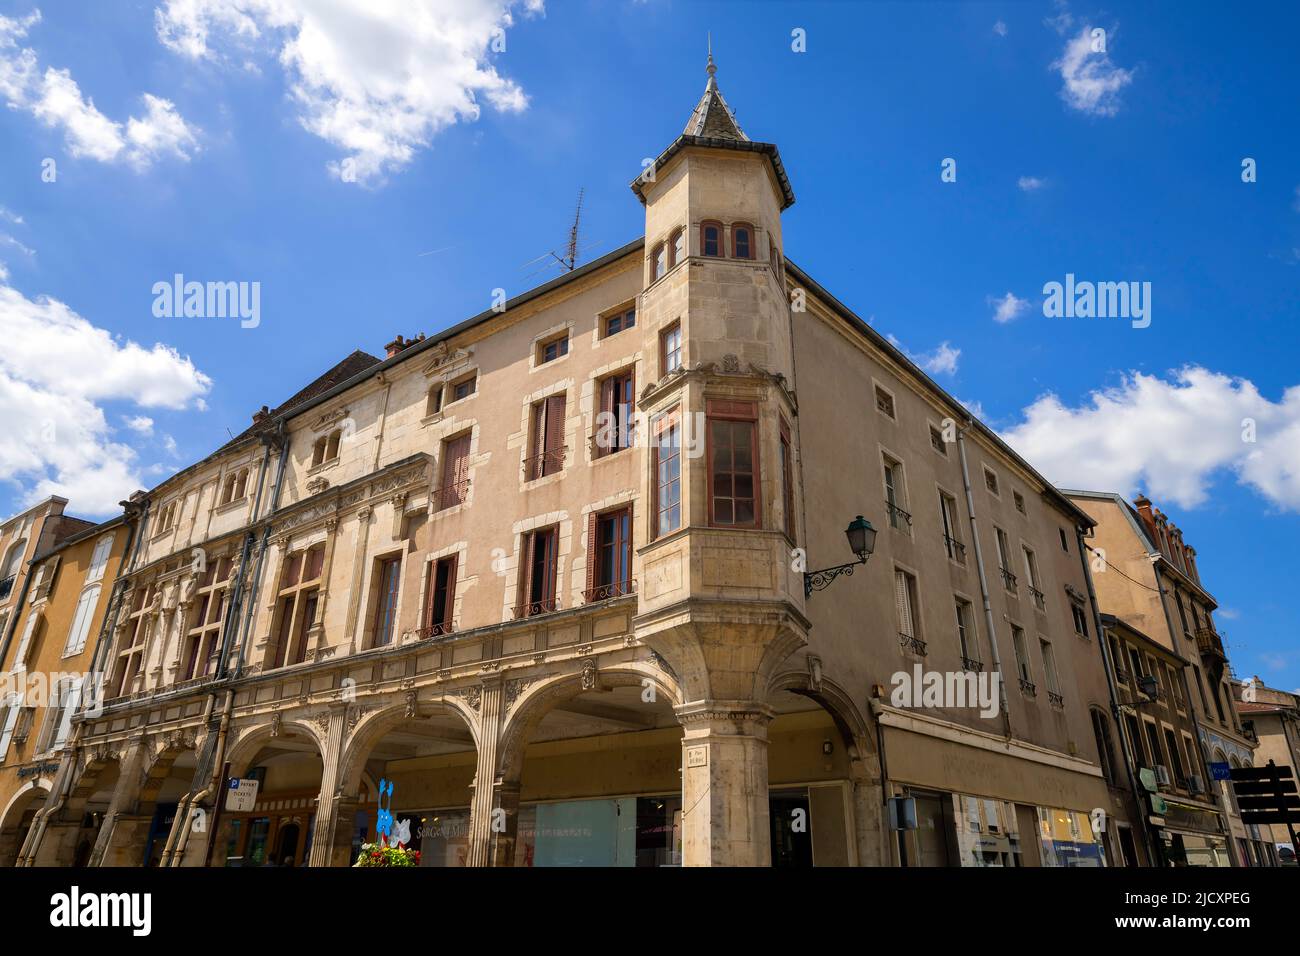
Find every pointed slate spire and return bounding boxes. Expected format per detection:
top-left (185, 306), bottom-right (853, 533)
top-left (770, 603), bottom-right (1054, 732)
top-left (682, 44), bottom-right (748, 142)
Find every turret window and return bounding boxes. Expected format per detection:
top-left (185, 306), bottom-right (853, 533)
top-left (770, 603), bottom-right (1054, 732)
top-left (652, 243), bottom-right (667, 281)
top-left (670, 228), bottom-right (685, 267)
top-left (732, 223), bottom-right (754, 260)
top-left (701, 221), bottom-right (723, 257)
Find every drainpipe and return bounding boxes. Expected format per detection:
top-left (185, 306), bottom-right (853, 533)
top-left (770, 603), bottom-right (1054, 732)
top-left (165, 691), bottom-right (232, 867)
top-left (1149, 560), bottom-right (1238, 864)
top-left (229, 421), bottom-right (290, 678)
top-left (955, 418), bottom-right (1012, 737)
top-left (1075, 528), bottom-right (1159, 867)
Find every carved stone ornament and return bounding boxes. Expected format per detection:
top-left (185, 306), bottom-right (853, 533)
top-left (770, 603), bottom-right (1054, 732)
top-left (269, 710), bottom-right (283, 738)
top-left (580, 658), bottom-right (599, 692)
top-left (807, 655), bottom-right (824, 694)
top-left (460, 686), bottom-right (482, 712)
top-left (405, 689), bottom-right (419, 719)
top-left (306, 476), bottom-right (330, 496)
top-left (505, 678), bottom-right (533, 709)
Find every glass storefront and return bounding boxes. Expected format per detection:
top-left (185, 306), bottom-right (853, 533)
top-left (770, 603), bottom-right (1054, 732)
top-left (1163, 831), bottom-right (1230, 867)
top-left (1036, 806), bottom-right (1107, 866)
top-left (955, 795), bottom-right (1022, 867)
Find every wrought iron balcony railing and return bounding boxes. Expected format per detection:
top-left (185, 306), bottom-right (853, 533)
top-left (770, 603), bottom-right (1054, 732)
top-left (512, 598), bottom-right (560, 620)
top-left (1019, 677), bottom-right (1036, 696)
top-left (961, 656), bottom-right (984, 673)
top-left (583, 579), bottom-right (636, 603)
top-left (1048, 691), bottom-right (1064, 708)
top-left (886, 500), bottom-right (912, 530)
top-left (1028, 585), bottom-right (1046, 612)
top-left (944, 535), bottom-right (966, 563)
top-left (1000, 567), bottom-right (1018, 594)
top-left (899, 634), bottom-right (927, 656)
top-left (432, 477), bottom-right (471, 511)
top-left (1194, 627), bottom-right (1226, 660)
top-left (412, 621), bottom-right (455, 641)
top-left (524, 446), bottom-right (567, 482)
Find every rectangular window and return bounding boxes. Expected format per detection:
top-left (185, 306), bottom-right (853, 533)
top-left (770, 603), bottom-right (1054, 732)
top-left (596, 369), bottom-right (635, 457)
top-left (1013, 491), bottom-right (1026, 514)
top-left (1070, 601), bottom-right (1089, 638)
top-left (894, 569), bottom-right (923, 654)
top-left (984, 467), bottom-right (1000, 496)
top-left (701, 222), bottom-right (722, 257)
top-left (517, 527), bottom-right (559, 617)
top-left (371, 556), bottom-right (401, 648)
top-left (996, 528), bottom-right (1016, 593)
top-left (86, 534), bottom-right (114, 583)
top-left (1125, 712), bottom-right (1146, 765)
top-left (1012, 626), bottom-right (1033, 690)
top-left (438, 433), bottom-right (472, 508)
top-left (875, 385), bottom-right (895, 419)
top-left (63, 585), bottom-right (101, 656)
top-left (929, 425), bottom-right (947, 455)
top-left (423, 555), bottom-right (458, 637)
top-left (449, 373), bottom-right (477, 403)
top-left (1059, 527), bottom-right (1070, 552)
top-left (427, 385), bottom-right (444, 416)
top-left (1023, 546), bottom-right (1044, 610)
top-left (528, 394), bottom-right (567, 479)
top-left (604, 306), bottom-right (636, 337)
top-left (653, 410), bottom-right (682, 538)
top-left (939, 491), bottom-right (964, 562)
top-left (707, 402), bottom-right (759, 528)
top-left (883, 455), bottom-right (910, 531)
top-left (587, 508), bottom-right (633, 601)
top-left (539, 334), bottom-right (569, 364)
top-left (955, 598), bottom-right (978, 666)
top-left (1164, 727), bottom-right (1186, 786)
top-left (661, 322), bottom-right (682, 374)
top-left (1041, 639), bottom-right (1061, 699)
top-left (779, 418), bottom-right (795, 539)
top-left (1144, 721), bottom-right (1165, 772)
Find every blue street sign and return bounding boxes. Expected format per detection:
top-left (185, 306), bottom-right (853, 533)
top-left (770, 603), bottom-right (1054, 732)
top-left (1210, 761), bottom-right (1231, 781)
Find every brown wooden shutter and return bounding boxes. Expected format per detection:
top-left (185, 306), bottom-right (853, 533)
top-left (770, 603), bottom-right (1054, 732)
top-left (542, 529), bottom-right (558, 606)
top-left (585, 511), bottom-right (599, 600)
top-left (442, 554), bottom-right (458, 630)
top-left (544, 393), bottom-right (566, 475)
top-left (519, 532), bottom-right (536, 611)
top-left (443, 434), bottom-right (470, 505)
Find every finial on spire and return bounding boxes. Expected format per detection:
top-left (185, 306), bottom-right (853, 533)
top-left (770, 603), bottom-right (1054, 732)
top-left (706, 32), bottom-right (716, 79)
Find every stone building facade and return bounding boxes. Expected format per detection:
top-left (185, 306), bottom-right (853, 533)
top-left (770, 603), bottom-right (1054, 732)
top-left (6, 62), bottom-right (1165, 868)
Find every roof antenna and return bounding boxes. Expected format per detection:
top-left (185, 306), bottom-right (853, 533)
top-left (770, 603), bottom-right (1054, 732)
top-left (550, 187), bottom-right (584, 272)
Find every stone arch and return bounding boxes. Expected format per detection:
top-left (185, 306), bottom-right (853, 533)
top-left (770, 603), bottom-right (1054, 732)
top-left (497, 662), bottom-right (683, 784)
top-left (337, 696), bottom-right (482, 797)
top-left (0, 780), bottom-right (51, 867)
top-left (766, 668), bottom-right (876, 758)
top-left (224, 717), bottom-right (328, 778)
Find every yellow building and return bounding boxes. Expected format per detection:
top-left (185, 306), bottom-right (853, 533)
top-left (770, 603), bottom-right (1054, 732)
top-left (0, 512), bottom-right (134, 866)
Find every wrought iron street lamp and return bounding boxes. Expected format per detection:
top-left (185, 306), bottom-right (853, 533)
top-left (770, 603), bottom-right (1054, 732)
top-left (804, 515), bottom-right (877, 598)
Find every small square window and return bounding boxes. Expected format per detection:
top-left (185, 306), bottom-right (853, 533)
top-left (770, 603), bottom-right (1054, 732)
top-left (450, 373), bottom-right (477, 403)
top-left (875, 386), bottom-right (895, 419)
top-left (1013, 491), bottom-right (1026, 514)
top-left (539, 335), bottom-right (569, 365)
top-left (929, 425), bottom-right (947, 455)
top-left (604, 307), bottom-right (636, 338)
top-left (984, 468), bottom-right (999, 496)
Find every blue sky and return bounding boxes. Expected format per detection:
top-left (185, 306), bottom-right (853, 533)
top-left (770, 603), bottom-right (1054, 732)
top-left (0, 1), bottom-right (1297, 686)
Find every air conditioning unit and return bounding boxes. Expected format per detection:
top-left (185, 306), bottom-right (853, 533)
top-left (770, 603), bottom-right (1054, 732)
top-left (1188, 774), bottom-right (1205, 795)
top-left (1155, 765), bottom-right (1173, 789)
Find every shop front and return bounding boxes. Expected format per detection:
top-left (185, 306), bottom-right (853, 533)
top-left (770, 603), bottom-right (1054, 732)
top-left (1156, 800), bottom-right (1232, 867)
top-left (220, 789), bottom-right (316, 867)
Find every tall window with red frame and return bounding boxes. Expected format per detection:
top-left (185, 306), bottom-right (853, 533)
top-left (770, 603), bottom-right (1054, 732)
top-left (707, 401), bottom-right (760, 528)
top-left (588, 508), bottom-right (632, 600)
top-left (517, 527), bottom-right (558, 617)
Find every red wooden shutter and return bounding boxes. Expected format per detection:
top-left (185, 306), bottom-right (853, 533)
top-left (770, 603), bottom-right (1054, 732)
top-left (442, 554), bottom-right (458, 630)
top-left (443, 434), bottom-right (470, 505)
top-left (585, 511), bottom-right (599, 600)
top-left (544, 394), bottom-right (566, 475)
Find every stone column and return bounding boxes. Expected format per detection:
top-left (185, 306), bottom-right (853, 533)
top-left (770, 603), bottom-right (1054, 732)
top-left (307, 706), bottom-right (349, 867)
top-left (88, 738), bottom-right (148, 867)
top-left (676, 701), bottom-right (774, 867)
top-left (465, 680), bottom-right (503, 868)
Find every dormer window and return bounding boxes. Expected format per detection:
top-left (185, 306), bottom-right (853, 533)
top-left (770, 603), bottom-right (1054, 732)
top-left (701, 221), bottom-right (723, 257)
top-left (732, 222), bottom-right (754, 260)
top-left (652, 243), bottom-right (667, 281)
top-left (219, 468), bottom-right (249, 505)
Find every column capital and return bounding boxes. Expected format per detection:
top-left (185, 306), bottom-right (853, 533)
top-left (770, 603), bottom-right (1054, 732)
top-left (674, 699), bottom-right (775, 726)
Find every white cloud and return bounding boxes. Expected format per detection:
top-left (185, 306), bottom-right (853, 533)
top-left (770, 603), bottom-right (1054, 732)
top-left (124, 415), bottom-right (155, 435)
top-left (1017, 175), bottom-right (1045, 191)
top-left (155, 0), bottom-right (542, 185)
top-left (993, 20), bottom-right (1008, 37)
top-left (999, 366), bottom-right (1300, 512)
top-left (887, 335), bottom-right (961, 376)
top-left (0, 206), bottom-right (23, 225)
top-left (1051, 25), bottom-right (1133, 117)
top-left (0, 8), bottom-right (200, 168)
top-left (990, 291), bottom-right (1029, 323)
top-left (0, 279), bottom-right (211, 514)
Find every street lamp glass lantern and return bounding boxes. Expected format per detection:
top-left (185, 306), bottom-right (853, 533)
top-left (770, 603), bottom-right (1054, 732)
top-left (845, 515), bottom-right (876, 561)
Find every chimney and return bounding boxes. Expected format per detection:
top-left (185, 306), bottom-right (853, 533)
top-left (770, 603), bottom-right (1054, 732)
top-left (252, 404), bottom-right (270, 426)
top-left (384, 333), bottom-right (425, 358)
top-left (1132, 494), bottom-right (1157, 540)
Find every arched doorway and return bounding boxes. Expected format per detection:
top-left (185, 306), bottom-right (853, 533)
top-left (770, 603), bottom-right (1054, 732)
top-left (138, 749), bottom-right (198, 867)
top-left (338, 702), bottom-right (479, 867)
top-left (0, 783), bottom-right (50, 867)
top-left (499, 668), bottom-right (683, 868)
top-left (218, 727), bottom-right (324, 868)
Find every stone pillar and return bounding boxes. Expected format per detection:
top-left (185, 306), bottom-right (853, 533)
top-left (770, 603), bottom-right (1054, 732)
top-left (88, 739), bottom-right (147, 867)
top-left (676, 701), bottom-right (774, 867)
top-left (465, 680), bottom-right (503, 868)
top-left (488, 780), bottom-right (521, 867)
top-left (307, 706), bottom-right (349, 867)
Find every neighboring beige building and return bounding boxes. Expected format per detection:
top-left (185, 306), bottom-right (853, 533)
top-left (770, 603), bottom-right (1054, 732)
top-left (0, 497), bottom-right (90, 652)
top-left (19, 60), bottom-right (1135, 868)
top-left (1065, 489), bottom-right (1268, 866)
top-left (1233, 677), bottom-right (1300, 859)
